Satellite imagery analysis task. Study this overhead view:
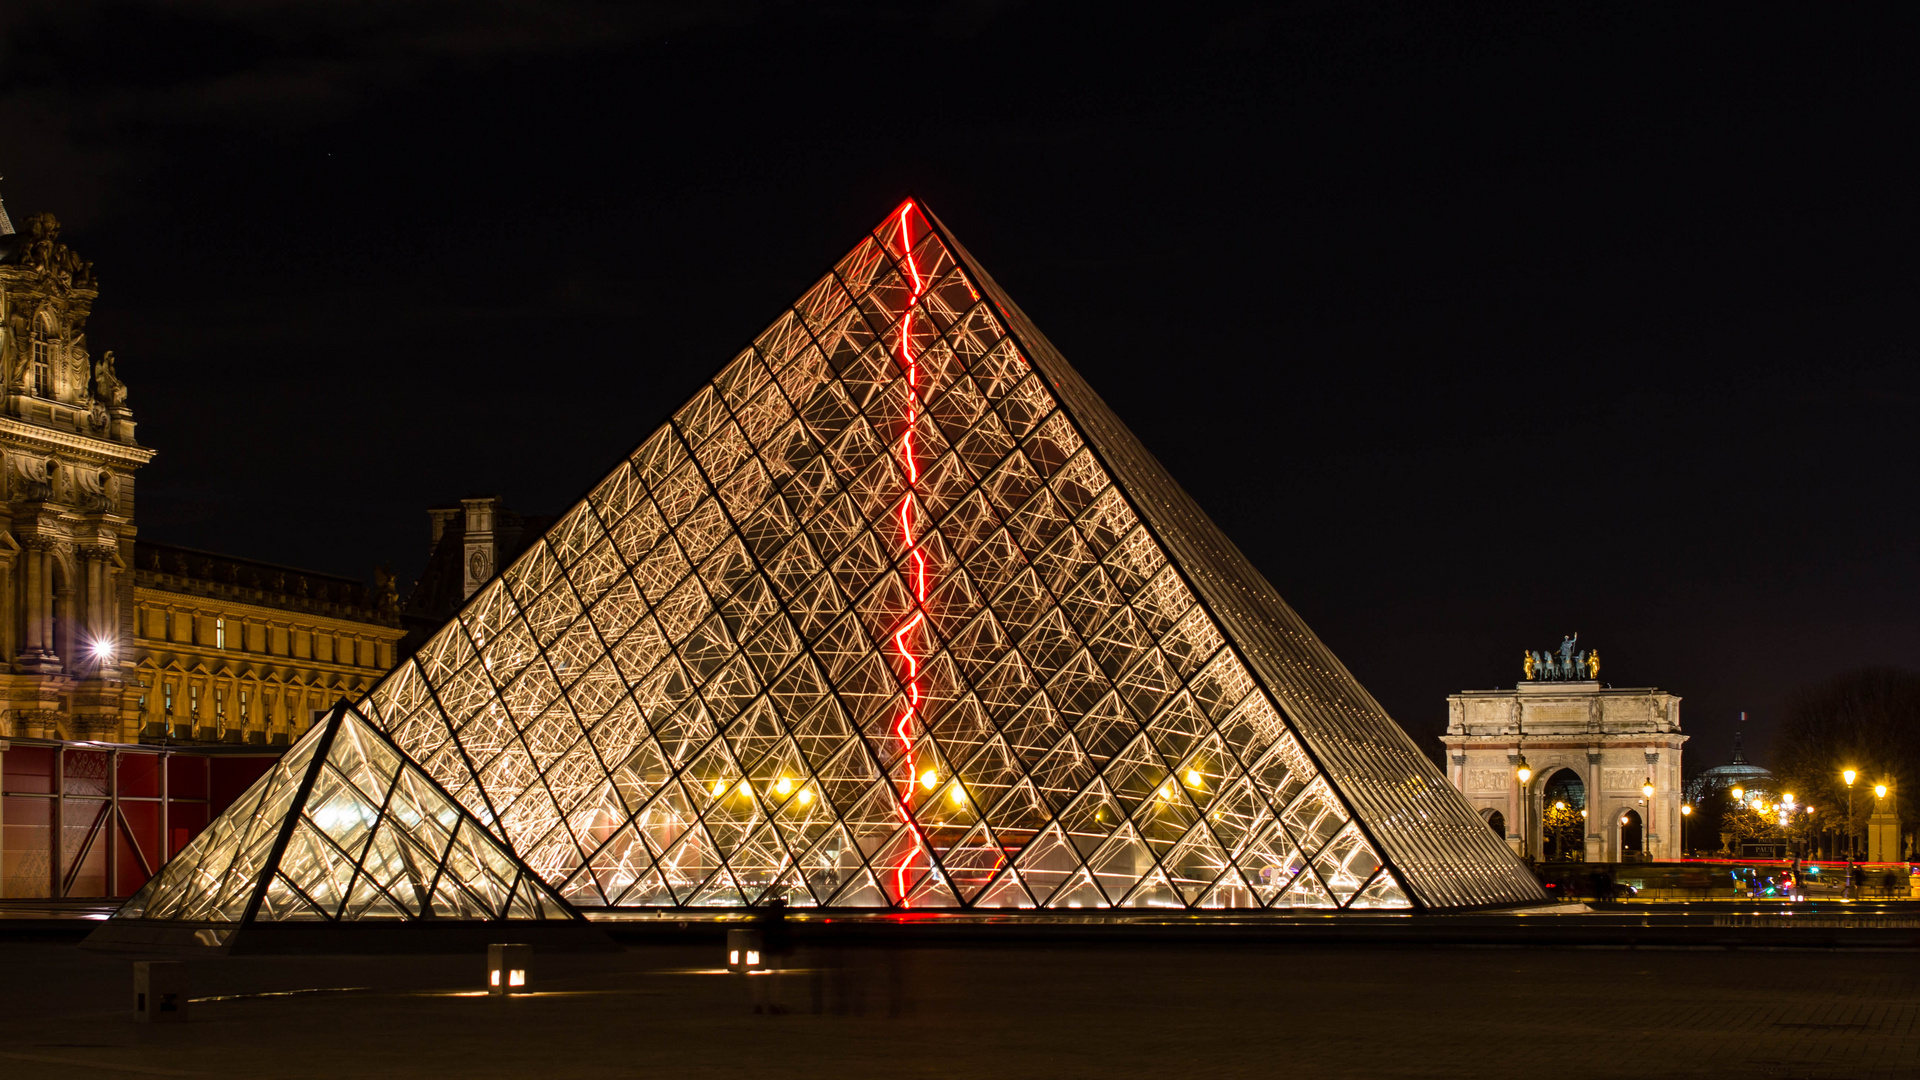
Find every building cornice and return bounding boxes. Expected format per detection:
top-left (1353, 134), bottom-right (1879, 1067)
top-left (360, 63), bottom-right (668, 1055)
top-left (0, 414), bottom-right (154, 466)
top-left (133, 578), bottom-right (402, 631)
top-left (130, 641), bottom-right (386, 681)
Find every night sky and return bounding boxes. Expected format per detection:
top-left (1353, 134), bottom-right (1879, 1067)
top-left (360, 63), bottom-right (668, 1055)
top-left (4, 3), bottom-right (1914, 770)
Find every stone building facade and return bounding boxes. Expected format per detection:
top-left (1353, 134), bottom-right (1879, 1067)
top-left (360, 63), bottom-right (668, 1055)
top-left (1442, 669), bottom-right (1688, 863)
top-left (0, 191), bottom-right (410, 900)
top-left (128, 542), bottom-right (404, 745)
top-left (0, 207), bottom-right (152, 740)
top-left (0, 195), bottom-right (404, 744)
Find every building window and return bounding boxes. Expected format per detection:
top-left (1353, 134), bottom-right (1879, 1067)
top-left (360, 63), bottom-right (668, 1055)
top-left (189, 685), bottom-right (200, 717)
top-left (163, 682), bottom-right (173, 716)
top-left (164, 610), bottom-right (174, 641)
top-left (215, 687), bottom-right (226, 723)
top-left (240, 689), bottom-right (250, 725)
top-left (216, 618), bottom-right (226, 650)
top-left (30, 335), bottom-right (51, 396)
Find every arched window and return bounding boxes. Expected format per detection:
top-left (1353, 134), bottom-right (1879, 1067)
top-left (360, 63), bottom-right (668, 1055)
top-left (1482, 807), bottom-right (1506, 838)
top-left (29, 316), bottom-right (53, 397)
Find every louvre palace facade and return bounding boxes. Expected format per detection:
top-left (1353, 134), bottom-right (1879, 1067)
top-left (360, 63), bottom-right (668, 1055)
top-left (0, 193), bottom-right (405, 900)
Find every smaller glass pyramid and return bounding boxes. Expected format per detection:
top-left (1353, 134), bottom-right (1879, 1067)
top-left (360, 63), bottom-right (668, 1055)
top-left (111, 702), bottom-right (576, 928)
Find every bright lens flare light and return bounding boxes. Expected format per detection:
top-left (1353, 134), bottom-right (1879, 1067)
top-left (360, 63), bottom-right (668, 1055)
top-left (796, 789), bottom-right (813, 807)
top-left (1844, 769), bottom-right (1858, 786)
top-left (89, 638), bottom-right (115, 661)
top-left (1186, 769), bottom-right (1204, 788)
top-left (774, 777), bottom-right (793, 796)
top-left (919, 769), bottom-right (939, 791)
top-left (711, 780), bottom-right (727, 798)
top-left (1876, 784), bottom-right (1889, 799)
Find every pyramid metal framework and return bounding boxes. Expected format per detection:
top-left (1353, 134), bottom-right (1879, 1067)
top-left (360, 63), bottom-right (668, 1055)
top-left (99, 703), bottom-right (580, 947)
top-left (359, 200), bottom-right (1544, 912)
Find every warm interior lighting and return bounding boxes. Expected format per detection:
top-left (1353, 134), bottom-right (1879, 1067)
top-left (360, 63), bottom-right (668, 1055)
top-left (729, 950), bottom-right (740, 965)
top-left (746, 951), bottom-right (760, 966)
top-left (774, 777), bottom-right (792, 796)
top-left (919, 768), bottom-right (939, 791)
top-left (509, 970), bottom-right (525, 987)
top-left (711, 780), bottom-right (727, 798)
top-left (796, 789), bottom-right (813, 806)
top-left (1159, 782), bottom-right (1174, 799)
top-left (737, 781), bottom-right (751, 797)
top-left (1186, 769), bottom-right (1204, 788)
top-left (950, 785), bottom-right (966, 805)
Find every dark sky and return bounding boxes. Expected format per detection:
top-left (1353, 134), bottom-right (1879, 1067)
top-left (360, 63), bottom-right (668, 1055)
top-left (4, 2), bottom-right (1914, 771)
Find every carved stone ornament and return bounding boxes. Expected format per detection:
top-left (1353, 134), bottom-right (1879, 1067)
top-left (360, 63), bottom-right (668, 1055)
top-left (16, 213), bottom-right (97, 291)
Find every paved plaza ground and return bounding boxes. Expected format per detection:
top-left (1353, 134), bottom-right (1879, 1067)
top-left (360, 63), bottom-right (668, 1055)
top-left (0, 937), bottom-right (1915, 1079)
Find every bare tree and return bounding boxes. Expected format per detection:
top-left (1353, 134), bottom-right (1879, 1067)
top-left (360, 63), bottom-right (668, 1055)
top-left (1772, 667), bottom-right (1920, 840)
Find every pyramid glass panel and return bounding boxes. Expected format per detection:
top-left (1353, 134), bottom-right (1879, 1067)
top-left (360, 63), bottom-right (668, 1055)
top-left (355, 200), bottom-right (1543, 912)
top-left (105, 704), bottom-right (581, 934)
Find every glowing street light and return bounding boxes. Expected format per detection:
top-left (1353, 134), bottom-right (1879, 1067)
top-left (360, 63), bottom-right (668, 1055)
top-left (1730, 786), bottom-right (1744, 802)
top-left (1514, 757), bottom-right (1532, 785)
top-left (1844, 767), bottom-right (1860, 892)
top-left (1642, 778), bottom-right (1655, 801)
top-left (1875, 783), bottom-right (1888, 800)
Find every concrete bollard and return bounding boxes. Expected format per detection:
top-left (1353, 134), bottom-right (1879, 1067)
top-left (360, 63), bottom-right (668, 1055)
top-left (488, 943), bottom-right (532, 995)
top-left (134, 961), bottom-right (188, 1023)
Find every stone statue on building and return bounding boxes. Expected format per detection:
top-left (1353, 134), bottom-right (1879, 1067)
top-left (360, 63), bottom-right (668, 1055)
top-left (94, 350), bottom-right (127, 407)
top-left (1524, 634), bottom-right (1598, 681)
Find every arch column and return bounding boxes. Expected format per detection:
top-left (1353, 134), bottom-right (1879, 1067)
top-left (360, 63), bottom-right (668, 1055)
top-left (1584, 749), bottom-right (1604, 863)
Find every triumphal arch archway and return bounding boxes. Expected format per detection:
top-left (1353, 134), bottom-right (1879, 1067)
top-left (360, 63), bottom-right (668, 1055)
top-left (1442, 639), bottom-right (1686, 863)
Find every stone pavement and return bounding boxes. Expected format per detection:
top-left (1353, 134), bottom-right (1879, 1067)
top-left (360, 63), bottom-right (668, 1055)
top-left (0, 941), bottom-right (1913, 1078)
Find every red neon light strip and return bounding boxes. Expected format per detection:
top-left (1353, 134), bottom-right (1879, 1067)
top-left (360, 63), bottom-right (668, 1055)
top-left (890, 203), bottom-right (932, 905)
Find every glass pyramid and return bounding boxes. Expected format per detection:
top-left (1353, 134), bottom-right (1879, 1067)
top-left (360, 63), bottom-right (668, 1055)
top-left (112, 703), bottom-right (576, 926)
top-left (360, 200), bottom-right (1545, 912)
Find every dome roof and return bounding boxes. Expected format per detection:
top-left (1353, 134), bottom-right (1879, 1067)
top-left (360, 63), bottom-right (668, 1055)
top-left (1691, 731), bottom-right (1772, 790)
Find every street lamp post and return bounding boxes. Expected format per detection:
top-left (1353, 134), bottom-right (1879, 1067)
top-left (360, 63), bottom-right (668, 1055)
top-left (1681, 803), bottom-right (1693, 857)
top-left (1514, 753), bottom-right (1533, 862)
top-left (1642, 777), bottom-right (1655, 860)
top-left (1843, 768), bottom-right (1858, 899)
